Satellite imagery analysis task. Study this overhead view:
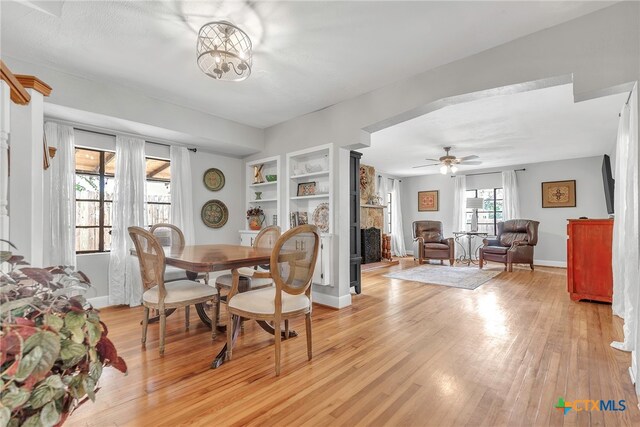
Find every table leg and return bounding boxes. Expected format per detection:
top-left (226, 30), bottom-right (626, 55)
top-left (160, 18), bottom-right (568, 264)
top-left (211, 314), bottom-right (241, 368)
top-left (256, 321), bottom-right (298, 339)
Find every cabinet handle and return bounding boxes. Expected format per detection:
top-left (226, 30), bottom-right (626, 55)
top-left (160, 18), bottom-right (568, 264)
top-left (251, 237), bottom-right (254, 246)
top-left (295, 240), bottom-right (299, 250)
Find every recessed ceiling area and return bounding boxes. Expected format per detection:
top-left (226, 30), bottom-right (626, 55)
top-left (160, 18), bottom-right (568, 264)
top-left (0, 0), bottom-right (616, 129)
top-left (361, 83), bottom-right (627, 177)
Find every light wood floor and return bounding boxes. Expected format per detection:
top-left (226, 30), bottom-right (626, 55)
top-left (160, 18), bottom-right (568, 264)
top-left (67, 260), bottom-right (639, 426)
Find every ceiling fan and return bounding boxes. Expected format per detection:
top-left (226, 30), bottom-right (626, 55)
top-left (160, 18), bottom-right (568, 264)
top-left (413, 146), bottom-right (481, 174)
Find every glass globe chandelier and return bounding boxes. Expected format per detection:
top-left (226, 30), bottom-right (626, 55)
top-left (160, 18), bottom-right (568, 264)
top-left (196, 21), bottom-right (252, 81)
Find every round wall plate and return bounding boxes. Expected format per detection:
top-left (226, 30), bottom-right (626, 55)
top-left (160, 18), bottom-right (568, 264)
top-left (201, 199), bottom-right (229, 228)
top-left (203, 168), bottom-right (225, 191)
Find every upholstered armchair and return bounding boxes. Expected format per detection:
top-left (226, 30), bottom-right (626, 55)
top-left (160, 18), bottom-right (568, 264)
top-left (479, 219), bottom-right (540, 272)
top-left (412, 221), bottom-right (455, 266)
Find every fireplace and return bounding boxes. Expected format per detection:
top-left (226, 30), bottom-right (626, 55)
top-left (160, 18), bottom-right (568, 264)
top-left (361, 227), bottom-right (381, 264)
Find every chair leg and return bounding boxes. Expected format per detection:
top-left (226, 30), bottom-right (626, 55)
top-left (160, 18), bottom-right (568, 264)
top-left (530, 263), bottom-right (534, 271)
top-left (479, 257), bottom-right (483, 269)
top-left (305, 313), bottom-right (312, 361)
top-left (440, 260), bottom-right (444, 265)
top-left (211, 298), bottom-right (217, 340)
top-left (215, 284), bottom-right (222, 328)
top-left (159, 311), bottom-right (166, 356)
top-left (449, 258), bottom-right (454, 266)
top-left (274, 319), bottom-right (281, 376)
top-left (226, 311), bottom-right (233, 361)
top-left (284, 320), bottom-right (289, 340)
top-left (142, 307), bottom-right (149, 345)
top-left (185, 305), bottom-right (190, 330)
top-left (507, 262), bottom-right (513, 272)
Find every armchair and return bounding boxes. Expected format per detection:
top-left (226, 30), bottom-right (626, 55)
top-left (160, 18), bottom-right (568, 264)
top-left (479, 219), bottom-right (540, 272)
top-left (412, 220), bottom-right (454, 266)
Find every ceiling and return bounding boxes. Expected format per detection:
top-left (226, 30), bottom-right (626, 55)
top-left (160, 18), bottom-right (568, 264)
top-left (0, 1), bottom-right (616, 129)
top-left (361, 83), bottom-right (627, 177)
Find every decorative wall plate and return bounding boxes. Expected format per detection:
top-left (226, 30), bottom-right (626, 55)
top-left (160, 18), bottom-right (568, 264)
top-left (312, 203), bottom-right (330, 233)
top-left (203, 168), bottom-right (225, 191)
top-left (201, 200), bottom-right (228, 228)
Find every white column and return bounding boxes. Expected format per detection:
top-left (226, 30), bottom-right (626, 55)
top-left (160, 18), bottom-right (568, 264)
top-left (0, 81), bottom-right (10, 247)
top-left (9, 88), bottom-right (44, 265)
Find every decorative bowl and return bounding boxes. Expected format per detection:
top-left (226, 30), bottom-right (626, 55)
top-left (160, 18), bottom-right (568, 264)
top-left (266, 174), bottom-right (277, 182)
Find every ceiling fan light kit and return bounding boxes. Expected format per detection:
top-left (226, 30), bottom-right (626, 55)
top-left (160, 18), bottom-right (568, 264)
top-left (197, 21), bottom-right (252, 81)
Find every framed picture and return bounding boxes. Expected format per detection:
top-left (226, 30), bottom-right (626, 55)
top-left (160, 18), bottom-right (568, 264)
top-left (296, 211), bottom-right (308, 225)
top-left (542, 180), bottom-right (576, 208)
top-left (418, 190), bottom-right (439, 212)
top-left (297, 181), bottom-right (316, 197)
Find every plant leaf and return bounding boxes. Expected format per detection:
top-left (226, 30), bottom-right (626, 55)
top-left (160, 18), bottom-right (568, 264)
top-left (22, 413), bottom-right (42, 427)
top-left (69, 327), bottom-right (85, 344)
top-left (15, 346), bottom-right (43, 382)
top-left (39, 401), bottom-right (60, 427)
top-left (60, 340), bottom-right (86, 364)
top-left (42, 374), bottom-right (64, 390)
top-left (28, 382), bottom-right (56, 409)
top-left (19, 268), bottom-right (53, 286)
top-left (64, 311), bottom-right (86, 330)
top-left (44, 314), bottom-right (64, 332)
top-left (86, 321), bottom-right (101, 347)
top-left (89, 361), bottom-right (103, 383)
top-left (0, 297), bottom-right (34, 314)
top-left (0, 387), bottom-right (30, 410)
top-left (0, 407), bottom-right (10, 427)
top-left (23, 331), bottom-right (61, 381)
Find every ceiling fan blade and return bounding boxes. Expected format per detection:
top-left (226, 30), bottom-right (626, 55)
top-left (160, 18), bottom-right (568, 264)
top-left (459, 155), bottom-right (479, 161)
top-left (461, 161), bottom-right (482, 165)
top-left (423, 158), bottom-right (441, 162)
top-left (412, 163), bottom-right (440, 168)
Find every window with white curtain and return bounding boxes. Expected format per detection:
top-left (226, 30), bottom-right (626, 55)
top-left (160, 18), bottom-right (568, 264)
top-left (465, 188), bottom-right (503, 235)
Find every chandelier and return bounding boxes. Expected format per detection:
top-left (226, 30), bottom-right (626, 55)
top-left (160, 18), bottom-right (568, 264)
top-left (196, 21), bottom-right (252, 81)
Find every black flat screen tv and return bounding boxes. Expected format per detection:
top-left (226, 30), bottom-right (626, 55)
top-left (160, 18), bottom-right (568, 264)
top-left (602, 154), bottom-right (615, 215)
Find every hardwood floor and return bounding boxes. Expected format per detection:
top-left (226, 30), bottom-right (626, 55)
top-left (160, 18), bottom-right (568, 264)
top-left (67, 260), bottom-right (639, 426)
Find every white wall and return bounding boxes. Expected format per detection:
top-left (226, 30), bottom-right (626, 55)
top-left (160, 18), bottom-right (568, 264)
top-left (400, 156), bottom-right (609, 267)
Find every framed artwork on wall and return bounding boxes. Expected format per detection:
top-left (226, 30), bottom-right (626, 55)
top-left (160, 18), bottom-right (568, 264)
top-left (541, 180), bottom-right (576, 208)
top-left (418, 190), bottom-right (439, 212)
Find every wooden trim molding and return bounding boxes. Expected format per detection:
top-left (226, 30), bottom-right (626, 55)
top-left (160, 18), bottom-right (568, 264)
top-left (0, 60), bottom-right (31, 105)
top-left (15, 74), bottom-right (52, 97)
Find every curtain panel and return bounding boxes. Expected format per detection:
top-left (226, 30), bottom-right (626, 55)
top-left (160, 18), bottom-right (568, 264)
top-left (170, 146), bottom-right (195, 244)
top-left (452, 175), bottom-right (467, 257)
top-left (108, 136), bottom-right (146, 306)
top-left (390, 179), bottom-right (406, 256)
top-left (501, 170), bottom-right (521, 221)
top-left (45, 122), bottom-right (76, 267)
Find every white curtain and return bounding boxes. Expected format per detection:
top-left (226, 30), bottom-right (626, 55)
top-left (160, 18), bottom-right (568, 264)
top-left (45, 122), bottom-right (76, 267)
top-left (390, 179), bottom-right (406, 256)
top-left (452, 175), bottom-right (467, 232)
top-left (377, 174), bottom-right (390, 234)
top-left (611, 84), bottom-right (639, 353)
top-left (501, 170), bottom-right (521, 220)
top-left (109, 136), bottom-right (146, 306)
top-left (170, 146), bottom-right (195, 244)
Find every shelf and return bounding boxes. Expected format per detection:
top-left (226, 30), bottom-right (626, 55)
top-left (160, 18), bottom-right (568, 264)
top-left (290, 171), bottom-right (329, 180)
top-left (250, 181), bottom-right (277, 188)
top-left (290, 194), bottom-right (329, 200)
top-left (248, 198), bottom-right (277, 203)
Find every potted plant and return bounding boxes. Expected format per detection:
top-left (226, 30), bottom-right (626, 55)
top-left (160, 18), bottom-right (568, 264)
top-left (246, 206), bottom-right (265, 231)
top-left (0, 241), bottom-right (127, 426)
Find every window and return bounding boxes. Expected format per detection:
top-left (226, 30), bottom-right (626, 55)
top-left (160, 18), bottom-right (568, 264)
top-left (75, 149), bottom-right (171, 253)
top-left (465, 188), bottom-right (503, 235)
top-left (145, 157), bottom-right (171, 227)
top-left (75, 148), bottom-right (115, 253)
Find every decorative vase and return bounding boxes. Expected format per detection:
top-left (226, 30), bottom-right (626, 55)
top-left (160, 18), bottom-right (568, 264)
top-left (255, 191), bottom-right (262, 200)
top-left (248, 215), bottom-right (263, 230)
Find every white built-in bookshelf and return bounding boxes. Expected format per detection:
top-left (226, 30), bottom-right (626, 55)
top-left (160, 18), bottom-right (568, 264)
top-left (244, 156), bottom-right (281, 231)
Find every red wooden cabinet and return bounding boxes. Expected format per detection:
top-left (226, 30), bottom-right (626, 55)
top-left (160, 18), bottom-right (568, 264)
top-left (566, 219), bottom-right (613, 303)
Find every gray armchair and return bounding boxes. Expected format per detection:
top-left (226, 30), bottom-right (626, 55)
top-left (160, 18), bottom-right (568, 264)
top-left (412, 221), bottom-right (454, 266)
top-left (479, 219), bottom-right (540, 272)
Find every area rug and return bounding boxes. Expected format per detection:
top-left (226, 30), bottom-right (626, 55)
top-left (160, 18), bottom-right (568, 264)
top-left (384, 265), bottom-right (502, 290)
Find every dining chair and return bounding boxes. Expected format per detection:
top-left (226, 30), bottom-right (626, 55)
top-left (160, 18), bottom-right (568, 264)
top-left (214, 226), bottom-right (280, 326)
top-left (226, 224), bottom-right (319, 375)
top-left (149, 223), bottom-right (193, 282)
top-left (128, 226), bottom-right (218, 355)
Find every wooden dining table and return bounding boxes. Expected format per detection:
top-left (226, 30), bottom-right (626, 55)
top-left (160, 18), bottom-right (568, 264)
top-left (161, 244), bottom-right (297, 368)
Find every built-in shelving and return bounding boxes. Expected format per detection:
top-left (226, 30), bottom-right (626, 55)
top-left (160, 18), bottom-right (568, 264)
top-left (290, 171), bottom-right (329, 180)
top-left (249, 181), bottom-right (277, 188)
top-left (245, 156), bottom-right (281, 231)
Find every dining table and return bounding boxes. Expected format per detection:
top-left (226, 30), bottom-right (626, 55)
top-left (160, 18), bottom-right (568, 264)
top-left (149, 244), bottom-right (298, 368)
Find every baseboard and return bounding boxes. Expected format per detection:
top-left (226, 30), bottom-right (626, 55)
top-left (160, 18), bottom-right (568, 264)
top-left (534, 259), bottom-right (567, 268)
top-left (405, 250), bottom-right (414, 256)
top-left (312, 291), bottom-right (351, 309)
top-left (87, 295), bottom-right (110, 309)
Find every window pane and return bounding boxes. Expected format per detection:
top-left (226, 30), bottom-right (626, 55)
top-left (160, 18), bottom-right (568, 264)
top-left (465, 190), bottom-right (476, 198)
top-left (76, 201), bottom-right (100, 226)
top-left (75, 149), bottom-right (101, 174)
top-left (495, 200), bottom-right (503, 212)
top-left (147, 180), bottom-right (171, 203)
top-left (104, 227), bottom-right (112, 251)
top-left (104, 201), bottom-right (112, 226)
top-left (146, 158), bottom-right (171, 181)
top-left (104, 152), bottom-right (116, 176)
top-left (147, 204), bottom-right (171, 226)
top-left (104, 176), bottom-right (115, 201)
top-left (76, 228), bottom-right (99, 252)
top-left (477, 188), bottom-right (493, 199)
top-left (496, 188), bottom-right (504, 199)
top-left (75, 174), bottom-right (100, 200)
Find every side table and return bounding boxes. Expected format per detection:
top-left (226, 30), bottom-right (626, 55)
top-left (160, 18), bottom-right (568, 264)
top-left (453, 231), bottom-right (489, 265)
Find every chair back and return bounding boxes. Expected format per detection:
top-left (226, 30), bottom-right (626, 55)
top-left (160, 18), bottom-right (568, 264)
top-left (270, 225), bottom-right (320, 297)
top-left (413, 220), bottom-right (443, 242)
top-left (150, 223), bottom-right (185, 249)
top-left (498, 219), bottom-right (540, 246)
top-left (255, 226), bottom-right (281, 270)
top-left (128, 226), bottom-right (167, 298)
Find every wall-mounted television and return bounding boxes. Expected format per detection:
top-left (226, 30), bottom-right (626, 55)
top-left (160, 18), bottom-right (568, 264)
top-left (602, 154), bottom-right (615, 215)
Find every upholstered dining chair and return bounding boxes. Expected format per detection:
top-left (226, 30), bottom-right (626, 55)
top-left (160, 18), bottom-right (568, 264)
top-left (149, 223), bottom-right (193, 282)
top-left (214, 226), bottom-right (281, 326)
top-left (128, 226), bottom-right (218, 355)
top-left (479, 219), bottom-right (540, 272)
top-left (226, 224), bottom-right (319, 376)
